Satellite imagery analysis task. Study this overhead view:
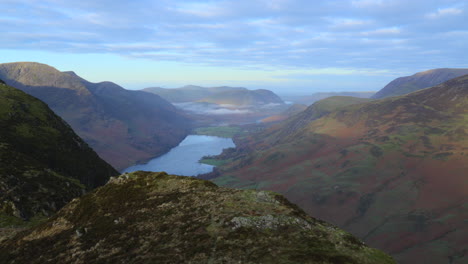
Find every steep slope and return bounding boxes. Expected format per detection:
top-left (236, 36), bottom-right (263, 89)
top-left (0, 81), bottom-right (117, 228)
top-left (0, 62), bottom-right (191, 170)
top-left (0, 171), bottom-right (395, 264)
top-left (211, 76), bottom-right (468, 264)
top-left (372, 68), bottom-right (468, 99)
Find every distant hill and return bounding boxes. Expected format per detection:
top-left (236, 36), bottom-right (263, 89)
top-left (0, 171), bottom-right (395, 264)
top-left (143, 85), bottom-right (247, 103)
top-left (0, 81), bottom-right (117, 233)
top-left (199, 89), bottom-right (284, 106)
top-left (260, 96), bottom-right (371, 128)
top-left (372, 68), bottom-right (468, 99)
top-left (282, 91), bottom-right (375, 105)
top-left (210, 76), bottom-right (468, 264)
top-left (0, 62), bottom-right (191, 170)
top-left (143, 86), bottom-right (284, 106)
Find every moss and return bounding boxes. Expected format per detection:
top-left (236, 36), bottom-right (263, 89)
top-left (0, 172), bottom-right (395, 264)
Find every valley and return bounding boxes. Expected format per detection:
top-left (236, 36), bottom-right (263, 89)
top-left (2, 1), bottom-right (467, 263)
top-left (1, 64), bottom-right (467, 263)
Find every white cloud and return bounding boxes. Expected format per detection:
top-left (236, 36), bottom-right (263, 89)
top-left (426, 7), bottom-right (463, 19)
top-left (351, 0), bottom-right (386, 8)
top-left (362, 27), bottom-right (401, 36)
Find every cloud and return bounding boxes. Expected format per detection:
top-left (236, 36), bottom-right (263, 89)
top-left (426, 7), bottom-right (463, 19)
top-left (174, 102), bottom-right (252, 115)
top-left (0, 0), bottom-right (467, 74)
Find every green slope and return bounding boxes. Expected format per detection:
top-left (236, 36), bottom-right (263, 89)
top-left (0, 81), bottom-right (117, 230)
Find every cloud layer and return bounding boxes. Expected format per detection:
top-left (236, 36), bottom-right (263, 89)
top-left (1, 0), bottom-right (467, 73)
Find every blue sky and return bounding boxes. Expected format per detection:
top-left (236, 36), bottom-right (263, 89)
top-left (1, 0), bottom-right (467, 94)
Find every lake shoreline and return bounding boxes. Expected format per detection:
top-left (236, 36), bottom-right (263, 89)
top-left (122, 135), bottom-right (235, 176)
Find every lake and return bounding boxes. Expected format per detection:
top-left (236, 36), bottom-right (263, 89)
top-left (122, 135), bottom-right (235, 176)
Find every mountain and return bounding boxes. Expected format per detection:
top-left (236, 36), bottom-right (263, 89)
top-left (199, 89), bottom-right (284, 106)
top-left (144, 86), bottom-right (284, 106)
top-left (259, 103), bottom-right (308, 123)
top-left (209, 75), bottom-right (468, 263)
top-left (281, 91), bottom-right (375, 105)
top-left (0, 171), bottom-right (395, 264)
top-left (257, 96), bottom-right (371, 131)
top-left (0, 62), bottom-right (191, 170)
top-left (143, 85), bottom-right (247, 103)
top-left (0, 81), bottom-right (117, 235)
top-left (372, 68), bottom-right (468, 99)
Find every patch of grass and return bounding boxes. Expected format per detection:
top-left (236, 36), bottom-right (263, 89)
top-left (199, 158), bottom-right (232, 166)
top-left (194, 126), bottom-right (242, 138)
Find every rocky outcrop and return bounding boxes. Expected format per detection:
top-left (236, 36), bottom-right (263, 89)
top-left (0, 172), bottom-right (395, 264)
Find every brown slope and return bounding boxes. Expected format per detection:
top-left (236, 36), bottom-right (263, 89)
top-left (211, 75), bottom-right (468, 264)
top-left (0, 171), bottom-right (395, 264)
top-left (372, 68), bottom-right (468, 99)
top-left (0, 62), bottom-right (191, 170)
top-left (0, 81), bottom-right (117, 231)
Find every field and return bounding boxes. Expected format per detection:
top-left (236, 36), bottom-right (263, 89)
top-left (194, 126), bottom-right (242, 138)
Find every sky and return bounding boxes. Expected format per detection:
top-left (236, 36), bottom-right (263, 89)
top-left (1, 0), bottom-right (467, 94)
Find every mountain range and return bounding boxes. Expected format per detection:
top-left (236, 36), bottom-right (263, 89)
top-left (0, 79), bottom-right (395, 263)
top-left (0, 62), bottom-right (191, 170)
top-left (0, 80), bottom-right (117, 239)
top-left (209, 74), bottom-right (468, 263)
top-left (372, 68), bottom-right (468, 99)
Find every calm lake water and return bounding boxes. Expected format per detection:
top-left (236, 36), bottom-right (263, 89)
top-left (122, 135), bottom-right (235, 176)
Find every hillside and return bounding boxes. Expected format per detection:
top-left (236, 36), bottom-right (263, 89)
top-left (372, 68), bottom-right (468, 99)
top-left (0, 62), bottom-right (191, 170)
top-left (259, 103), bottom-right (308, 123)
top-left (144, 85), bottom-right (284, 106)
top-left (282, 91), bottom-right (375, 105)
top-left (0, 171), bottom-right (395, 264)
top-left (0, 81), bottom-right (117, 236)
top-left (254, 96), bottom-right (371, 139)
top-left (210, 76), bottom-right (468, 264)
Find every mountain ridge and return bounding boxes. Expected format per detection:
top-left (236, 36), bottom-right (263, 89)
top-left (372, 68), bottom-right (468, 99)
top-left (0, 62), bottom-right (191, 170)
top-left (143, 85), bottom-right (284, 106)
